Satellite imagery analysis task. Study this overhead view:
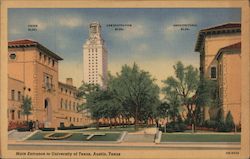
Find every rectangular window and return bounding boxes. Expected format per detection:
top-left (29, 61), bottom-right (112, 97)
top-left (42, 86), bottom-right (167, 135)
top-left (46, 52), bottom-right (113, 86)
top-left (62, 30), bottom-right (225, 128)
top-left (211, 67), bottom-right (217, 79)
top-left (18, 110), bottom-right (21, 119)
top-left (11, 90), bottom-right (15, 100)
top-left (11, 110), bottom-right (15, 120)
top-left (44, 74), bottom-right (53, 91)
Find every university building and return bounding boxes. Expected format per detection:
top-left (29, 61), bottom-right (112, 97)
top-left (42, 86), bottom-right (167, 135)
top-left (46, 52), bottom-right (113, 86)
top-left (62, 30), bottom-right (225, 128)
top-left (83, 22), bottom-right (108, 88)
top-left (195, 23), bottom-right (241, 125)
top-left (8, 39), bottom-right (91, 129)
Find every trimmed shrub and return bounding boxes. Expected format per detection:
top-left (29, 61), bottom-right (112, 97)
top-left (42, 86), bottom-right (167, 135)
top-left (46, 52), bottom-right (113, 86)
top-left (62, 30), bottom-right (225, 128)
top-left (17, 127), bottom-right (30, 132)
top-left (40, 128), bottom-right (55, 131)
top-left (225, 111), bottom-right (235, 131)
top-left (57, 125), bottom-right (88, 130)
top-left (162, 121), bottom-right (187, 133)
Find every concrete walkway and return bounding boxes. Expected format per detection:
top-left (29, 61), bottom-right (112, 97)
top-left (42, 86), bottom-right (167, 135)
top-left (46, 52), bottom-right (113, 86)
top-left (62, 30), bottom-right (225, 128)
top-left (123, 134), bottom-right (155, 143)
top-left (8, 130), bottom-right (33, 140)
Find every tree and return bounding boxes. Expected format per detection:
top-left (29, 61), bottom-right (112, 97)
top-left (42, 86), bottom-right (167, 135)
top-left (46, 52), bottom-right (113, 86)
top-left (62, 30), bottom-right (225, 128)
top-left (109, 63), bottom-right (160, 130)
top-left (195, 79), bottom-right (219, 125)
top-left (225, 111), bottom-right (235, 131)
top-left (155, 102), bottom-right (170, 128)
top-left (84, 89), bottom-right (109, 129)
top-left (21, 95), bottom-right (32, 122)
top-left (162, 61), bottom-right (199, 126)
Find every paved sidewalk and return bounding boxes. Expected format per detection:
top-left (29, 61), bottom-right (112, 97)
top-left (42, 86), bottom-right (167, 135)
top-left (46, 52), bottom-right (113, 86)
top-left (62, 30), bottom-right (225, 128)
top-left (8, 130), bottom-right (33, 140)
top-left (123, 134), bottom-right (155, 142)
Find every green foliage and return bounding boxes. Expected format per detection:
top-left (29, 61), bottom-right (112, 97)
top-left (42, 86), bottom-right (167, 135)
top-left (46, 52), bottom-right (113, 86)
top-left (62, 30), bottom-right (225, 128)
top-left (78, 63), bottom-right (160, 130)
top-left (204, 111), bottom-right (235, 132)
top-left (163, 121), bottom-right (187, 133)
top-left (162, 61), bottom-right (199, 124)
top-left (155, 102), bottom-right (170, 118)
top-left (109, 63), bottom-right (160, 129)
top-left (21, 95), bottom-right (32, 121)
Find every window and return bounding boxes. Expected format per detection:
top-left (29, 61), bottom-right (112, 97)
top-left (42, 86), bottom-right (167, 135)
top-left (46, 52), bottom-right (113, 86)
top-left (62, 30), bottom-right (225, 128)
top-left (18, 91), bottom-right (21, 101)
top-left (39, 52), bottom-right (42, 60)
top-left (48, 57), bottom-right (51, 65)
top-left (61, 99), bottom-right (63, 109)
top-left (11, 90), bottom-right (15, 100)
top-left (211, 67), bottom-right (217, 79)
top-left (18, 110), bottom-right (21, 119)
top-left (73, 102), bottom-right (76, 111)
top-left (9, 53), bottom-right (16, 60)
top-left (44, 74), bottom-right (53, 91)
top-left (11, 110), bottom-right (15, 120)
top-left (69, 101), bottom-right (71, 110)
top-left (44, 55), bottom-right (47, 62)
top-left (65, 100), bottom-right (68, 109)
top-left (52, 60), bottom-right (55, 67)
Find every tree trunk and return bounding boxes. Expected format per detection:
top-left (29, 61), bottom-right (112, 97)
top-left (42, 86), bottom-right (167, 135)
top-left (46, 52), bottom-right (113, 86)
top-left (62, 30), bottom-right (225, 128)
top-left (114, 118), bottom-right (117, 128)
top-left (109, 118), bottom-right (112, 129)
top-left (96, 119), bottom-right (99, 130)
top-left (122, 117), bottom-right (125, 128)
top-left (134, 106), bottom-right (138, 130)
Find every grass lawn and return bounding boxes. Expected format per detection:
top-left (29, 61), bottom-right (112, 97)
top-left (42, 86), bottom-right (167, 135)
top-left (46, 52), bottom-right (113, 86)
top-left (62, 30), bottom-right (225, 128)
top-left (161, 133), bottom-right (241, 142)
top-left (27, 132), bottom-right (122, 141)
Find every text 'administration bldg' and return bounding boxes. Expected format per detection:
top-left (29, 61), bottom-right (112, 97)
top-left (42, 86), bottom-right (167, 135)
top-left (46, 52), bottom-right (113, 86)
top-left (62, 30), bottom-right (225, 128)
top-left (195, 23), bottom-right (241, 125)
top-left (8, 39), bottom-right (91, 129)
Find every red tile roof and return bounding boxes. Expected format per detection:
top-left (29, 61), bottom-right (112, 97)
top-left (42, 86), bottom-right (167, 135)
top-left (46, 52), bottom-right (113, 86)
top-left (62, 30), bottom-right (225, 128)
top-left (220, 42), bottom-right (241, 51)
top-left (8, 39), bottom-right (38, 46)
top-left (8, 39), bottom-right (63, 60)
top-left (201, 23), bottom-right (241, 32)
top-left (216, 42), bottom-right (241, 60)
top-left (195, 22), bottom-right (241, 52)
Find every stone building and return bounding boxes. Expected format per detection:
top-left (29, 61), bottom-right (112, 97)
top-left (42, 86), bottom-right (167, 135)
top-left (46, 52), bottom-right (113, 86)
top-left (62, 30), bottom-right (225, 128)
top-left (83, 22), bottom-right (108, 88)
top-left (8, 39), bottom-right (91, 128)
top-left (195, 23), bottom-right (241, 125)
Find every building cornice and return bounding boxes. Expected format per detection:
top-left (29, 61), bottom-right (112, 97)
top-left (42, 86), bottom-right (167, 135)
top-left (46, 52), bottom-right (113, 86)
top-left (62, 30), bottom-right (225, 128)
top-left (194, 23), bottom-right (241, 53)
top-left (8, 39), bottom-right (63, 61)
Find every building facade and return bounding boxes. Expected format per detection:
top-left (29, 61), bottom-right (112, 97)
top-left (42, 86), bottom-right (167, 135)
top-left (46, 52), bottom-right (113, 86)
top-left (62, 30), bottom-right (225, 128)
top-left (8, 39), bottom-right (91, 128)
top-left (83, 22), bottom-right (108, 88)
top-left (215, 42), bottom-right (241, 125)
top-left (195, 23), bottom-right (241, 125)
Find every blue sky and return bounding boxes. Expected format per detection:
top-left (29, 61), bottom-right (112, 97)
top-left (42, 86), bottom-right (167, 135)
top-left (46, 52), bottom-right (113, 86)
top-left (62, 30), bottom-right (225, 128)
top-left (8, 8), bottom-right (241, 87)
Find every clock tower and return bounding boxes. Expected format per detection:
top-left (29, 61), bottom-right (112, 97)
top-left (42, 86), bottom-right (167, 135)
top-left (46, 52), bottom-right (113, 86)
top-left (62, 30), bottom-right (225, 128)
top-left (83, 22), bottom-right (108, 88)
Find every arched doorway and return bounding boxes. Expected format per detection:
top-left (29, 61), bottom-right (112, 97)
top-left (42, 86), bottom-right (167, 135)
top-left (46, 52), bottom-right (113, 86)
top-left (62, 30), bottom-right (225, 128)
top-left (44, 98), bottom-right (52, 127)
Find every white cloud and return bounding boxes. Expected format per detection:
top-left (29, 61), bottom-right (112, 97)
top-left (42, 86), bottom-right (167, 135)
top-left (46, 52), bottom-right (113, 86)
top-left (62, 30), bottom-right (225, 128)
top-left (58, 16), bottom-right (85, 28)
top-left (9, 28), bottom-right (22, 35)
top-left (112, 22), bottom-right (148, 40)
top-left (29, 18), bottom-right (48, 30)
